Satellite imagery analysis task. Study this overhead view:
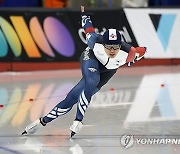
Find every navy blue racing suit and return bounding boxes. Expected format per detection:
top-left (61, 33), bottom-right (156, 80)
top-left (43, 12), bottom-right (132, 123)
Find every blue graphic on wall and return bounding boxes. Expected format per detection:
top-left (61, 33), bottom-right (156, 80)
top-left (149, 14), bottom-right (176, 51)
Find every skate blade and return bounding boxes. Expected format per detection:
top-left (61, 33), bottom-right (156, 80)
top-left (22, 131), bottom-right (27, 135)
top-left (70, 131), bottom-right (76, 138)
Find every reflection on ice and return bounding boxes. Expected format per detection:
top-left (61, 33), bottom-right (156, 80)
top-left (125, 73), bottom-right (180, 123)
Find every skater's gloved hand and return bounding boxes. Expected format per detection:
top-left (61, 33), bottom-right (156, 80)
top-left (135, 47), bottom-right (147, 61)
top-left (126, 47), bottom-right (147, 67)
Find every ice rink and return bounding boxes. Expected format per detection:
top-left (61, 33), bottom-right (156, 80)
top-left (0, 66), bottom-right (180, 154)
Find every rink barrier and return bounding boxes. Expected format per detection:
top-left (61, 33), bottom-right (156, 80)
top-left (0, 59), bottom-right (180, 71)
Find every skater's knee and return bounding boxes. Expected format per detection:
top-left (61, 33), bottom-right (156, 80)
top-left (65, 92), bottom-right (79, 103)
top-left (86, 78), bottom-right (99, 88)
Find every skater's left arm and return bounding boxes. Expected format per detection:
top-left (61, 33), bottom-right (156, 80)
top-left (81, 5), bottom-right (95, 35)
top-left (81, 5), bottom-right (101, 50)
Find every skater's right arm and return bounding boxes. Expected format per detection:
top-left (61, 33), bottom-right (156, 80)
top-left (81, 6), bottom-right (102, 50)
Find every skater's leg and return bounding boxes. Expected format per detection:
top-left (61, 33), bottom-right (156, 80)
top-left (22, 78), bottom-right (85, 135)
top-left (75, 69), bottom-right (117, 121)
top-left (75, 58), bottom-right (100, 121)
top-left (97, 69), bottom-right (117, 90)
top-left (43, 78), bottom-right (85, 123)
top-left (70, 59), bottom-right (100, 136)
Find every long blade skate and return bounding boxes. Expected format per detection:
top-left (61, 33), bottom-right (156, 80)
top-left (22, 118), bottom-right (46, 135)
top-left (70, 120), bottom-right (83, 138)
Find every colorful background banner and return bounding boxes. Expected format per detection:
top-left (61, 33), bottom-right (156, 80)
top-left (0, 8), bottom-right (136, 62)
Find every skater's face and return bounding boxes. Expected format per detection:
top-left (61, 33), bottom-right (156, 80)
top-left (104, 44), bottom-right (120, 58)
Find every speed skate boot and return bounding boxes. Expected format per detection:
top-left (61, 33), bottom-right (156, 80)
top-left (22, 118), bottom-right (46, 135)
top-left (70, 120), bottom-right (83, 138)
top-left (135, 47), bottom-right (146, 61)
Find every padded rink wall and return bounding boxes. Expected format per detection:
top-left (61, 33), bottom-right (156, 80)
top-left (0, 7), bottom-right (180, 71)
